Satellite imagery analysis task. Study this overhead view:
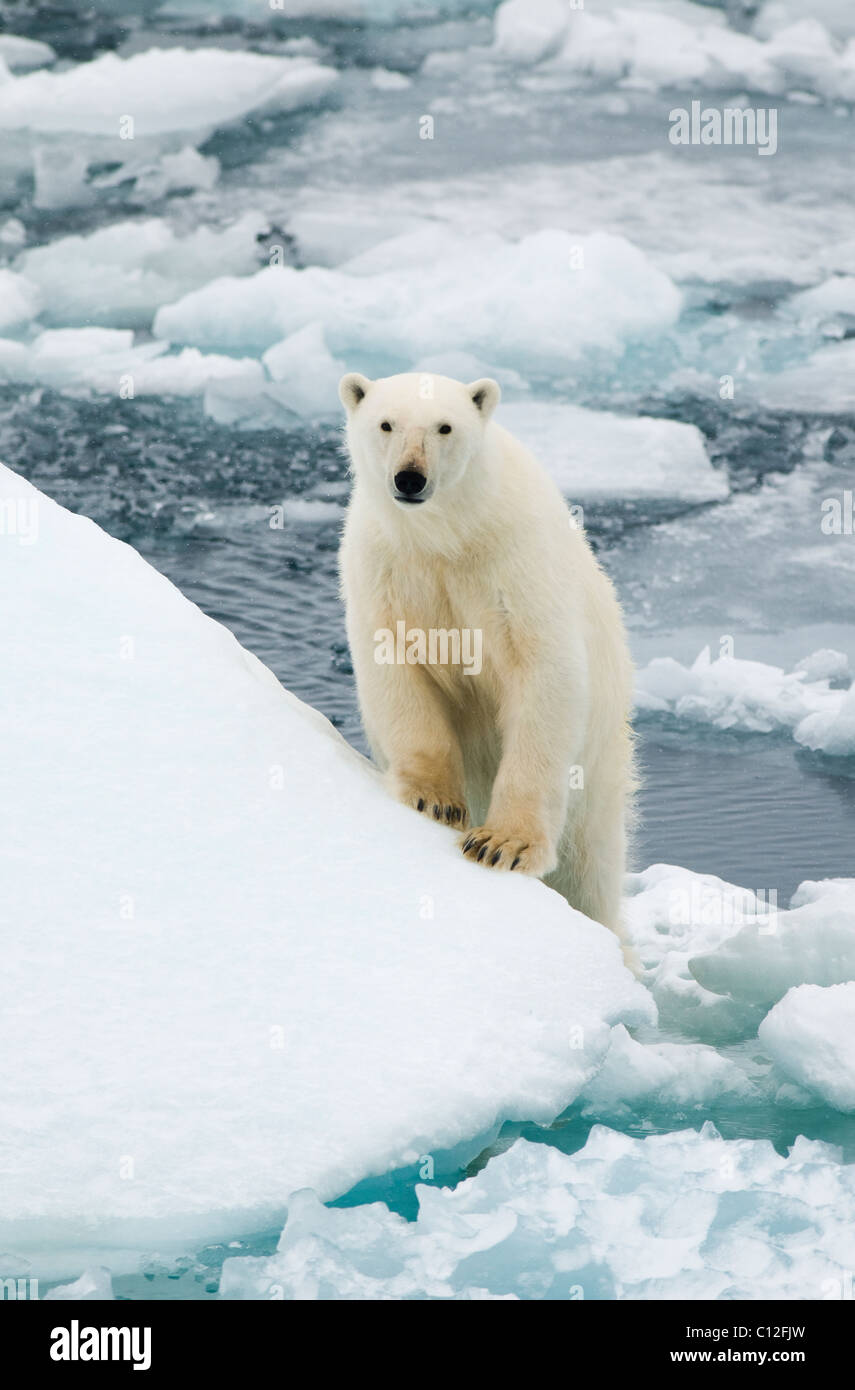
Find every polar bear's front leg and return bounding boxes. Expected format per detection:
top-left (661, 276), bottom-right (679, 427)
top-left (360, 658), bottom-right (469, 828)
top-left (462, 661), bottom-right (583, 876)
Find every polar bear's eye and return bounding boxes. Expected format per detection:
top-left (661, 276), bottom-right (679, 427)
top-left (438, 424), bottom-right (452, 434)
top-left (380, 421), bottom-right (392, 432)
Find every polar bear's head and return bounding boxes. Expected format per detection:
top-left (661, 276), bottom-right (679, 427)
top-left (339, 371), bottom-right (500, 511)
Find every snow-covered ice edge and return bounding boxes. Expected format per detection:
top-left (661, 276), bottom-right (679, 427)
top-left (0, 459), bottom-right (651, 1280)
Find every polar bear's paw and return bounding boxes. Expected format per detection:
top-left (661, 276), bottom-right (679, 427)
top-left (461, 826), bottom-right (554, 876)
top-left (393, 775), bottom-right (469, 828)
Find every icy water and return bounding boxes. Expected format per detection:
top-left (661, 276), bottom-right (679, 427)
top-left (3, 0), bottom-right (854, 1298)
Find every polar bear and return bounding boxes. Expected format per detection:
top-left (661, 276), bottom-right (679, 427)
top-left (338, 371), bottom-right (637, 959)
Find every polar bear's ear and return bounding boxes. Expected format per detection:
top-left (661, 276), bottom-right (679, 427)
top-left (468, 378), bottom-right (500, 420)
top-left (339, 372), bottom-right (373, 412)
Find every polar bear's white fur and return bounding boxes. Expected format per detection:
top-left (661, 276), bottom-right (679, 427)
top-left (339, 371), bottom-right (636, 960)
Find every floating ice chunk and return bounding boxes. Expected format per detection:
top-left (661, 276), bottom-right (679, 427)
top-left (492, 0), bottom-right (570, 65)
top-left (0, 462), bottom-right (651, 1278)
top-left (689, 879), bottom-right (855, 1008)
top-left (795, 648), bottom-right (851, 683)
top-left (272, 498), bottom-right (343, 524)
top-left (762, 20), bottom-right (841, 92)
top-left (0, 217), bottom-right (26, 250)
top-left (0, 329), bottom-right (263, 397)
top-left (0, 35), bottom-right (55, 72)
top-left (497, 402), bottom-right (727, 504)
top-left (489, 0), bottom-right (851, 102)
top-left (0, 339), bottom-right (31, 378)
top-left (577, 1024), bottom-right (754, 1118)
top-left (261, 321), bottom-right (346, 416)
top-left (219, 1126), bottom-right (855, 1300)
top-left (635, 646), bottom-right (851, 747)
top-left (369, 67), bottom-right (412, 90)
top-left (31, 326), bottom-right (135, 358)
top-left (625, 864), bottom-right (770, 1040)
top-left (205, 323), bottom-right (346, 421)
top-left (755, 0), bottom-right (855, 42)
top-left (795, 682), bottom-right (855, 757)
top-left (105, 347), bottom-right (265, 398)
top-left (131, 146), bottom-right (220, 202)
top-left (203, 377), bottom-right (301, 429)
top-left (0, 268), bottom-right (40, 331)
top-left (17, 213), bottom-right (267, 329)
top-left (0, 48), bottom-right (338, 137)
top-left (787, 276), bottom-right (855, 332)
top-left (759, 984), bottom-right (855, 1112)
top-left (155, 227), bottom-right (682, 371)
top-left (31, 146), bottom-right (90, 212)
top-left (753, 340), bottom-right (855, 413)
top-left (44, 1268), bottom-right (114, 1301)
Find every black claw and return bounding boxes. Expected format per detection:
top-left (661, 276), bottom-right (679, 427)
top-left (462, 836), bottom-right (473, 852)
top-left (477, 844), bottom-right (489, 862)
top-left (511, 855), bottom-right (521, 870)
top-left (417, 798), bottom-right (425, 812)
top-left (444, 806), bottom-right (452, 823)
top-left (490, 849), bottom-right (502, 866)
top-left (433, 804), bottom-right (441, 819)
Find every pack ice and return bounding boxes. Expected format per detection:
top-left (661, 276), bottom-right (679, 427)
top-left (153, 226), bottom-right (682, 369)
top-left (219, 1125), bottom-right (855, 1300)
top-left (0, 461), bottom-right (652, 1279)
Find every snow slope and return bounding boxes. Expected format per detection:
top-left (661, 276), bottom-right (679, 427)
top-left (0, 460), bottom-right (651, 1279)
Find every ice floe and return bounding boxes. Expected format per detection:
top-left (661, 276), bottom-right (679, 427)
top-left (153, 227), bottom-right (682, 371)
top-left (635, 646), bottom-right (855, 754)
top-left (0, 269), bottom-right (41, 333)
top-left (0, 36), bottom-right (55, 72)
top-left (759, 984), bottom-right (855, 1112)
top-left (0, 329), bottom-right (264, 396)
top-left (14, 213), bottom-right (268, 330)
top-left (488, 0), bottom-right (855, 104)
top-left (0, 47), bottom-right (338, 138)
top-left (498, 402), bottom-right (727, 504)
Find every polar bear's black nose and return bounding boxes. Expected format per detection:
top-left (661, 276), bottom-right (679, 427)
top-left (394, 469), bottom-right (427, 497)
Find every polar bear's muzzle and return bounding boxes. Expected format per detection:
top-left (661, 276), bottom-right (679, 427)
top-left (392, 468), bottom-right (432, 505)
